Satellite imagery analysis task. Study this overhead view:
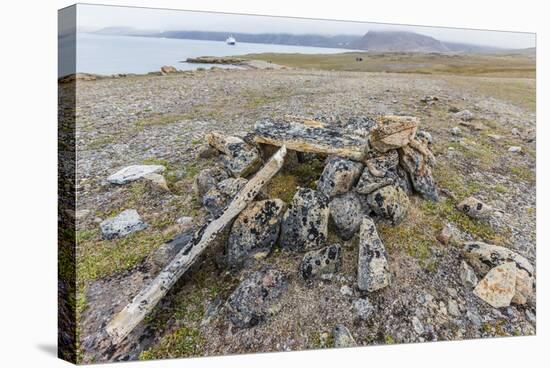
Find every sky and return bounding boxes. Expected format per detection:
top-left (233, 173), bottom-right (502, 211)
top-left (75, 4), bottom-right (535, 49)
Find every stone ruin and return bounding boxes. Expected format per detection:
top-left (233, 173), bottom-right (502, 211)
top-left (104, 114), bottom-right (535, 344)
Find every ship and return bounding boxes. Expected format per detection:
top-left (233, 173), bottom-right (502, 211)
top-left (226, 35), bottom-right (236, 45)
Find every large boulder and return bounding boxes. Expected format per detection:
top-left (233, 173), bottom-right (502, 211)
top-left (317, 156), bottom-right (363, 198)
top-left (399, 141), bottom-right (438, 201)
top-left (329, 192), bottom-right (365, 240)
top-left (463, 242), bottom-right (535, 304)
top-left (206, 132), bottom-right (262, 177)
top-left (366, 185), bottom-right (409, 225)
top-left (193, 166), bottom-right (230, 199)
top-left (99, 209), bottom-right (148, 240)
top-left (226, 199), bottom-right (286, 266)
top-left (280, 188), bottom-right (329, 251)
top-left (107, 165), bottom-right (165, 185)
top-left (202, 177), bottom-right (248, 218)
top-left (299, 244), bottom-right (342, 280)
top-left (357, 217), bottom-right (391, 291)
top-left (473, 262), bottom-right (517, 308)
top-left (226, 267), bottom-right (287, 328)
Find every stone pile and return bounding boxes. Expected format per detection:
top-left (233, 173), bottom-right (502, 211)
top-left (186, 115), bottom-right (442, 326)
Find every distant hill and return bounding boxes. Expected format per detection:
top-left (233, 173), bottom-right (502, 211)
top-left (153, 30), bottom-right (358, 49)
top-left (91, 28), bottom-right (525, 54)
top-left (352, 31), bottom-right (448, 52)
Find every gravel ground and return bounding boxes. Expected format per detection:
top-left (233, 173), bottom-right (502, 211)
top-left (69, 67), bottom-right (536, 363)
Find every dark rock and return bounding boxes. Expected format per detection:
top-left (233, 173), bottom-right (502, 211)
top-left (329, 192), bottom-right (364, 240)
top-left (299, 244), bottom-right (342, 280)
top-left (151, 228), bottom-right (194, 270)
top-left (206, 133), bottom-right (262, 177)
top-left (226, 267), bottom-right (287, 328)
top-left (366, 185), bottom-right (409, 225)
top-left (399, 142), bottom-right (438, 201)
top-left (317, 156), bottom-right (363, 198)
top-left (193, 166), bottom-right (230, 199)
top-left (357, 217), bottom-right (391, 291)
top-left (226, 199), bottom-right (286, 266)
top-left (280, 188), bottom-right (329, 251)
top-left (202, 177), bottom-right (248, 218)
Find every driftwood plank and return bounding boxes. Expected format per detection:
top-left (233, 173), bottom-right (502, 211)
top-left (254, 120), bottom-right (368, 161)
top-left (106, 146), bottom-right (288, 344)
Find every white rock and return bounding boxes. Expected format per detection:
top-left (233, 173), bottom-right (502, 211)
top-left (340, 285), bottom-right (353, 297)
top-left (451, 127), bottom-right (462, 136)
top-left (99, 209), bottom-right (148, 239)
top-left (508, 146), bottom-right (522, 153)
top-left (107, 165), bottom-right (165, 184)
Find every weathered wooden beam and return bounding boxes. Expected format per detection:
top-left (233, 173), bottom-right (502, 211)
top-left (254, 120), bottom-right (368, 161)
top-left (106, 146), bottom-right (288, 344)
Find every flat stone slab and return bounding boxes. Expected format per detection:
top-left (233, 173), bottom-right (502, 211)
top-left (107, 165), bottom-right (165, 185)
top-left (100, 209), bottom-right (148, 240)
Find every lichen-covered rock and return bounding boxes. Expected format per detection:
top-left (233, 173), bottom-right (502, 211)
top-left (370, 115), bottom-right (418, 153)
top-left (473, 262), bottom-right (517, 308)
top-left (299, 244), bottom-right (341, 280)
top-left (226, 267), bottom-right (287, 328)
top-left (399, 142), bottom-right (438, 201)
top-left (332, 325), bottom-right (356, 348)
top-left (329, 192), bottom-right (364, 240)
top-left (226, 199), bottom-right (286, 266)
top-left (193, 166), bottom-right (230, 199)
top-left (456, 197), bottom-right (492, 219)
top-left (355, 150), bottom-right (399, 195)
top-left (280, 188), bottom-right (329, 251)
top-left (107, 165), bottom-right (165, 185)
top-left (202, 177), bottom-right (248, 218)
top-left (357, 217), bottom-right (391, 291)
top-left (206, 132), bottom-right (262, 177)
top-left (366, 185), bottom-right (409, 225)
top-left (463, 241), bottom-right (535, 304)
top-left (317, 156), bottom-right (363, 198)
top-left (99, 209), bottom-right (148, 240)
